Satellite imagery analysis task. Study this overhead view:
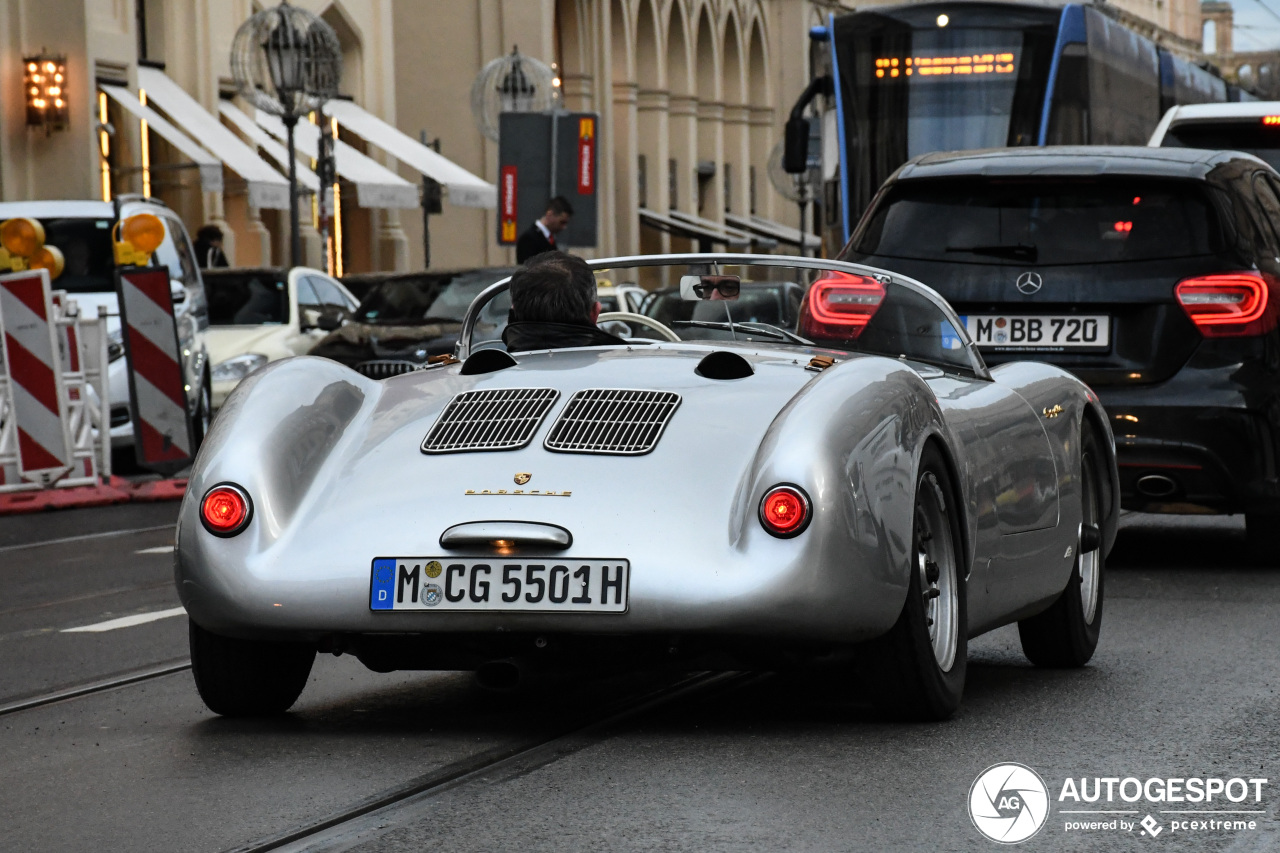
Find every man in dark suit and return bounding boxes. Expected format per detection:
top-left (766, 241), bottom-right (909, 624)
top-left (516, 197), bottom-right (573, 263)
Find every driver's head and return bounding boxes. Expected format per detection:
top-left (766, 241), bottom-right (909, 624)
top-left (509, 251), bottom-right (600, 326)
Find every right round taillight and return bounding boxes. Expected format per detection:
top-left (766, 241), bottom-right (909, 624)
top-left (200, 483), bottom-right (252, 537)
top-left (759, 484), bottom-right (811, 538)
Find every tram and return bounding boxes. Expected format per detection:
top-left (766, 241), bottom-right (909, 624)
top-left (803, 2), bottom-right (1246, 248)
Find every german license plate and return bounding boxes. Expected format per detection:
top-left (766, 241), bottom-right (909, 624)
top-left (370, 558), bottom-right (629, 612)
top-left (963, 314), bottom-right (1110, 350)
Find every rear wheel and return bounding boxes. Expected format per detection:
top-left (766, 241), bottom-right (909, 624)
top-left (1018, 426), bottom-right (1105, 667)
top-left (189, 619), bottom-right (315, 716)
top-left (861, 444), bottom-right (967, 721)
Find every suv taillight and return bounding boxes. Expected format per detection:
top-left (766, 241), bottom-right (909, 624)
top-left (1175, 273), bottom-right (1276, 337)
top-left (798, 273), bottom-right (885, 341)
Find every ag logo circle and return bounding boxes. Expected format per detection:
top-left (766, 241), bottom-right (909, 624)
top-left (1015, 272), bottom-right (1043, 294)
top-left (969, 763), bottom-right (1049, 844)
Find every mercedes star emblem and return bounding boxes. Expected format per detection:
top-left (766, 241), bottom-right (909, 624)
top-left (1016, 272), bottom-right (1043, 295)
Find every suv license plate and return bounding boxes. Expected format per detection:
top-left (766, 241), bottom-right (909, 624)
top-left (963, 314), bottom-right (1110, 350)
top-left (370, 558), bottom-right (629, 613)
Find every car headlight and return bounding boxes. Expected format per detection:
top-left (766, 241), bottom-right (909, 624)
top-left (211, 353), bottom-right (269, 382)
top-left (107, 328), bottom-right (125, 363)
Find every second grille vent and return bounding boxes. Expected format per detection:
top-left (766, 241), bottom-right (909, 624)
top-left (421, 388), bottom-right (560, 453)
top-left (357, 360), bottom-right (419, 379)
top-left (544, 389), bottom-right (681, 455)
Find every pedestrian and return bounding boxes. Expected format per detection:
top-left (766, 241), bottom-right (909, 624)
top-left (193, 224), bottom-right (230, 269)
top-left (501, 251), bottom-right (627, 352)
top-left (516, 197), bottom-right (573, 263)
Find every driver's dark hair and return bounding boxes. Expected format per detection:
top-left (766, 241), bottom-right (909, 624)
top-left (508, 251), bottom-right (596, 325)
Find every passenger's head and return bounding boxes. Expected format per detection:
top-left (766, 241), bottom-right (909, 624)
top-left (508, 251), bottom-right (599, 326)
top-left (540, 196), bottom-right (574, 233)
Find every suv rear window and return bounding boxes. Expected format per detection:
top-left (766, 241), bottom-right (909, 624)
top-left (1162, 120), bottom-right (1280, 171)
top-left (854, 179), bottom-right (1222, 265)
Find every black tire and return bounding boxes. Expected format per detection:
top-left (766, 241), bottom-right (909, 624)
top-left (190, 370), bottom-right (213, 452)
top-left (861, 444), bottom-right (968, 721)
top-left (1245, 513), bottom-right (1280, 564)
top-left (1018, 425), bottom-right (1105, 668)
top-left (189, 619), bottom-right (315, 716)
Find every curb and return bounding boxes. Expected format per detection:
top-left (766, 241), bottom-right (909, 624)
top-left (0, 477), bottom-right (187, 515)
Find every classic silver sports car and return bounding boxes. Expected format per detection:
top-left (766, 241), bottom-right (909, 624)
top-left (175, 255), bottom-right (1119, 721)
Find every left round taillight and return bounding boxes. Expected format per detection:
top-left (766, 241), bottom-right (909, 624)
top-left (759, 484), bottom-right (812, 538)
top-left (200, 483), bottom-right (252, 537)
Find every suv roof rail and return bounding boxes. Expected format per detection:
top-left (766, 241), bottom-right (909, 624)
top-left (114, 193), bottom-right (168, 208)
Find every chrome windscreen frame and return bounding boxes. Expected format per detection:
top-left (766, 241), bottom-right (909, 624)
top-left (455, 253), bottom-right (990, 379)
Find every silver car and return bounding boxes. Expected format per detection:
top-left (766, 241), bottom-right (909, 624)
top-left (176, 255), bottom-right (1119, 721)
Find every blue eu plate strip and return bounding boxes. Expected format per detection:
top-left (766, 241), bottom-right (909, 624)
top-left (370, 558), bottom-right (396, 610)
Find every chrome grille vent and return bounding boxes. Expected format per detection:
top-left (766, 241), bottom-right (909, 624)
top-left (544, 389), bottom-right (681, 455)
top-left (356, 359), bottom-right (419, 379)
top-left (421, 388), bottom-right (560, 453)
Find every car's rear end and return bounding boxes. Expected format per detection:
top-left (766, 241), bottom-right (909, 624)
top-left (1151, 101), bottom-right (1280, 172)
top-left (843, 147), bottom-right (1280, 516)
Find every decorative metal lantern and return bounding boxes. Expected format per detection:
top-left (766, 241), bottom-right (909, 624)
top-left (471, 47), bottom-right (556, 142)
top-left (24, 54), bottom-right (69, 133)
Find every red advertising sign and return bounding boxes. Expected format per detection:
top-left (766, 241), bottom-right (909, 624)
top-left (577, 118), bottom-right (595, 195)
top-left (500, 165), bottom-right (519, 243)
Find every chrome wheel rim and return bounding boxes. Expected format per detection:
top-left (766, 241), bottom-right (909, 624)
top-left (1079, 454), bottom-right (1100, 625)
top-left (917, 473), bottom-right (959, 672)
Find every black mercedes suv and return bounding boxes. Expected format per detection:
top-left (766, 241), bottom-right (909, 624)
top-left (842, 146), bottom-right (1280, 551)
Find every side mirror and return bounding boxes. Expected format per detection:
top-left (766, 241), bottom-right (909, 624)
top-left (783, 116), bottom-right (810, 174)
top-left (679, 274), bottom-right (741, 301)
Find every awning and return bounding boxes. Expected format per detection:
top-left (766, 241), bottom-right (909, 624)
top-left (639, 208), bottom-right (751, 248)
top-left (321, 100), bottom-right (496, 209)
top-left (726, 212), bottom-right (821, 251)
top-left (133, 68), bottom-right (291, 209)
top-left (254, 111), bottom-right (419, 209)
top-left (669, 210), bottom-right (765, 249)
top-left (217, 103), bottom-right (320, 194)
top-left (100, 84), bottom-right (224, 196)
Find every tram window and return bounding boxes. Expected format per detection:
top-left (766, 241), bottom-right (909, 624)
top-left (853, 179), bottom-right (1222, 265)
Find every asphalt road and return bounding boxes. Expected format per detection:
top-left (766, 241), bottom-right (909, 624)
top-left (1, 506), bottom-right (1277, 852)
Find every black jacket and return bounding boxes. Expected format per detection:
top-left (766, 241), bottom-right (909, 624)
top-left (515, 224), bottom-right (555, 263)
top-left (192, 239), bottom-right (229, 269)
top-left (502, 320), bottom-right (627, 352)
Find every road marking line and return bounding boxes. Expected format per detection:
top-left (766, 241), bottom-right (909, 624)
top-left (135, 545), bottom-right (174, 554)
top-left (62, 607), bottom-right (186, 633)
top-left (0, 524), bottom-right (175, 555)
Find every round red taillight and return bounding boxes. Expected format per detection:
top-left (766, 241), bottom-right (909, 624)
top-left (200, 484), bottom-right (252, 537)
top-left (759, 485), bottom-right (811, 538)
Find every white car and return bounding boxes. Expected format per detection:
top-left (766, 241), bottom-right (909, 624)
top-left (0, 196), bottom-right (212, 450)
top-left (203, 267), bottom-right (359, 409)
top-left (1149, 101), bottom-right (1280, 170)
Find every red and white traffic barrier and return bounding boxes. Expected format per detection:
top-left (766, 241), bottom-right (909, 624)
top-left (116, 268), bottom-right (193, 471)
top-left (0, 269), bottom-right (73, 486)
top-left (0, 269), bottom-right (112, 495)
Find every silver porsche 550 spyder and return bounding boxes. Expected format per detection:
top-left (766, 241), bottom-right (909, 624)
top-left (175, 254), bottom-right (1119, 721)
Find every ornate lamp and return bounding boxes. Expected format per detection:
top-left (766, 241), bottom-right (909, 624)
top-left (231, 2), bottom-right (341, 267)
top-left (24, 54), bottom-right (69, 134)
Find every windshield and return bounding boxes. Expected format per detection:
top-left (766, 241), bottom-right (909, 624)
top-left (1162, 120), bottom-right (1280, 171)
top-left (37, 217), bottom-right (117, 294)
top-left (465, 260), bottom-right (976, 373)
top-left (832, 7), bottom-right (1057, 214)
top-left (853, 178), bottom-right (1221, 265)
top-left (205, 271), bottom-right (289, 325)
top-left (355, 269), bottom-right (512, 324)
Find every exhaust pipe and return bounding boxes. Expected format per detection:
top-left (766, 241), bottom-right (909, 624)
top-left (1136, 474), bottom-right (1177, 498)
top-left (475, 660), bottom-right (521, 690)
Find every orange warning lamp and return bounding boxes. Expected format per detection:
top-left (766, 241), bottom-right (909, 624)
top-left (113, 212), bottom-right (166, 266)
top-left (1, 217), bottom-right (45, 262)
top-left (0, 217), bottom-right (62, 279)
top-left (30, 244), bottom-right (65, 279)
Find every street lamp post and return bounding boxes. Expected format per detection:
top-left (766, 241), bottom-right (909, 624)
top-left (231, 2), bottom-right (341, 268)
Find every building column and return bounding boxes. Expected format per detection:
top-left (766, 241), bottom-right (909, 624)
top-left (748, 105), bottom-right (775, 220)
top-left (373, 208), bottom-right (410, 272)
top-left (667, 93), bottom-right (698, 253)
top-left (722, 102), bottom-right (750, 219)
top-left (636, 88), bottom-right (670, 259)
top-left (696, 99), bottom-right (725, 225)
top-left (611, 79), bottom-right (639, 257)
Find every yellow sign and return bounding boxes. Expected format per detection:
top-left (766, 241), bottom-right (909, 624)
top-left (501, 221), bottom-right (517, 242)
